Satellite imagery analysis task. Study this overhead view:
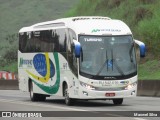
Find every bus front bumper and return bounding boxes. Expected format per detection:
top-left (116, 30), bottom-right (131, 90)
top-left (78, 86), bottom-right (137, 99)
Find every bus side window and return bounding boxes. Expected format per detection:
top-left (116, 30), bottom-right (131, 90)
top-left (38, 30), bottom-right (55, 52)
top-left (19, 32), bottom-right (27, 52)
top-left (55, 29), bottom-right (67, 52)
top-left (24, 32), bottom-right (36, 52)
top-left (33, 31), bottom-right (41, 52)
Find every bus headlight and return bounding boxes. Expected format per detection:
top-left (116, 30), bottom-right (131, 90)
top-left (80, 82), bottom-right (95, 90)
top-left (125, 82), bottom-right (137, 90)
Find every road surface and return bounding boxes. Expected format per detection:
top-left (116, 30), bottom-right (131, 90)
top-left (0, 90), bottom-right (159, 120)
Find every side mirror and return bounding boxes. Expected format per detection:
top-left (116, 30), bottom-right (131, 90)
top-left (134, 40), bottom-right (146, 57)
top-left (73, 40), bottom-right (81, 58)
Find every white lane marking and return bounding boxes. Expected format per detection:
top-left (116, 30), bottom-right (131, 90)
top-left (104, 113), bottom-right (122, 117)
top-left (0, 98), bottom-right (88, 111)
top-left (0, 94), bottom-right (29, 98)
top-left (134, 118), bottom-right (147, 120)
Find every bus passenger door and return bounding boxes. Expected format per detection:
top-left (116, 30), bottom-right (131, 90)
top-left (66, 29), bottom-right (79, 97)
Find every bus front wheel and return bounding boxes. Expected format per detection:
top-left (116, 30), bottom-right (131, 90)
top-left (64, 84), bottom-right (74, 106)
top-left (29, 81), bottom-right (46, 101)
top-left (113, 98), bottom-right (123, 105)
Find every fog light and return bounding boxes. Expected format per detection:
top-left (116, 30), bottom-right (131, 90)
top-left (83, 91), bottom-right (88, 96)
top-left (131, 90), bottom-right (135, 95)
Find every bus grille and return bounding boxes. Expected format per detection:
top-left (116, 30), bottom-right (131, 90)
top-left (94, 86), bottom-right (126, 91)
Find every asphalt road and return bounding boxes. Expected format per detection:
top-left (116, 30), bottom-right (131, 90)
top-left (0, 90), bottom-right (159, 120)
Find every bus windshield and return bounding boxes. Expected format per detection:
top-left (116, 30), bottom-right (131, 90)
top-left (79, 35), bottom-right (137, 79)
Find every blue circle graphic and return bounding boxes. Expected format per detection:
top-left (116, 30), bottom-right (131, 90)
top-left (33, 54), bottom-right (55, 78)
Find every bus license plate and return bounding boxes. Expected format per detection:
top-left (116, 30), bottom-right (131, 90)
top-left (105, 93), bottom-right (115, 97)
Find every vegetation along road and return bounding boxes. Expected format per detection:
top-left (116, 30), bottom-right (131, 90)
top-left (0, 0), bottom-right (160, 79)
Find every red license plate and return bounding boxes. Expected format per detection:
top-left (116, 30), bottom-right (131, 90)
top-left (105, 93), bottom-right (115, 97)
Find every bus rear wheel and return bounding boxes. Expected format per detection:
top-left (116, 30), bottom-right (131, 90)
top-left (29, 81), bottom-right (46, 101)
top-left (64, 84), bottom-right (74, 106)
top-left (113, 98), bottom-right (123, 105)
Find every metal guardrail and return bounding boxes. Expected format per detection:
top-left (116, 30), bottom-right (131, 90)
top-left (0, 79), bottom-right (19, 90)
top-left (137, 80), bottom-right (160, 97)
top-left (0, 79), bottom-right (160, 97)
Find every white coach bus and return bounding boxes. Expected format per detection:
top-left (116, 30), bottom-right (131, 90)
top-left (18, 16), bottom-right (145, 105)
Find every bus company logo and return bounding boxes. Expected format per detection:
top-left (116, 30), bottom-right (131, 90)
top-left (91, 29), bottom-right (121, 33)
top-left (99, 81), bottom-right (119, 86)
top-left (19, 58), bottom-right (33, 67)
top-left (91, 29), bottom-right (100, 33)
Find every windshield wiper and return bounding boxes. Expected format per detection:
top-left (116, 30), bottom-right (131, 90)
top-left (111, 48), bottom-right (125, 76)
top-left (96, 49), bottom-right (125, 77)
top-left (113, 59), bottom-right (125, 76)
top-left (96, 50), bottom-right (108, 76)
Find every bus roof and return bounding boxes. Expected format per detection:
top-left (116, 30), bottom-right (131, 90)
top-left (19, 16), bottom-right (132, 35)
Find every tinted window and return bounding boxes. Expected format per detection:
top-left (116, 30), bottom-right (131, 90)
top-left (19, 32), bottom-right (27, 52)
top-left (19, 28), bottom-right (67, 53)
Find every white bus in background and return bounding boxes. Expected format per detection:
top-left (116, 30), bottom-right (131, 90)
top-left (18, 16), bottom-right (146, 105)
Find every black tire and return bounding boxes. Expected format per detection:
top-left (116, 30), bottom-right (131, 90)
top-left (38, 94), bottom-right (46, 101)
top-left (113, 98), bottom-right (123, 105)
top-left (64, 84), bottom-right (74, 106)
top-left (29, 81), bottom-right (46, 101)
